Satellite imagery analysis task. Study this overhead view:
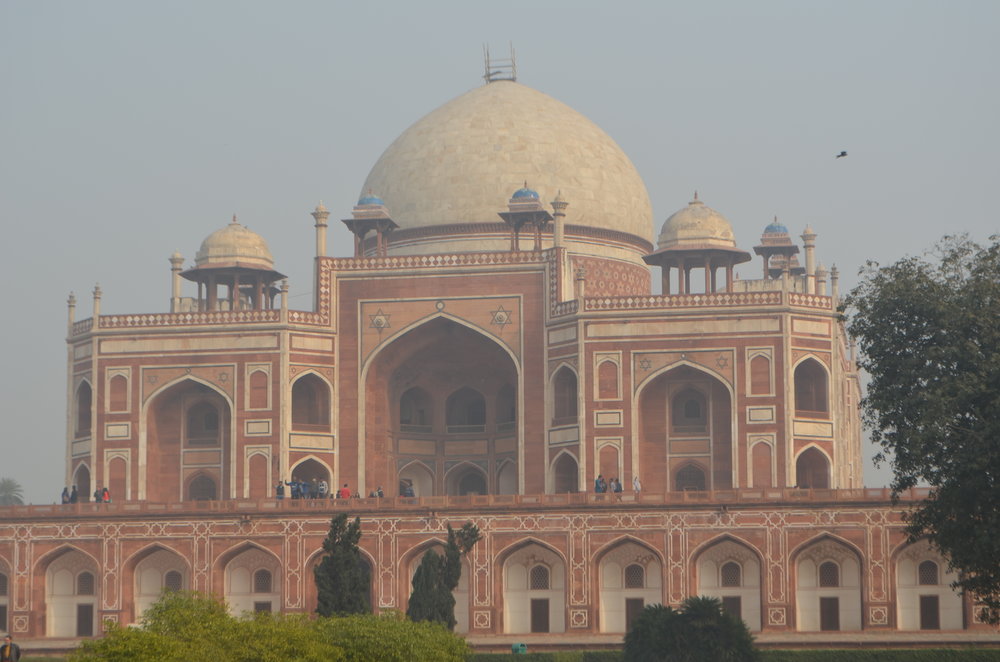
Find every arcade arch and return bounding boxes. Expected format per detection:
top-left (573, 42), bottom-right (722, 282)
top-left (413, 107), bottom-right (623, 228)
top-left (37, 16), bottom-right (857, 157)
top-left (794, 536), bottom-right (862, 631)
top-left (695, 537), bottom-right (762, 631)
top-left (895, 539), bottom-right (963, 630)
top-left (794, 358), bottom-right (829, 418)
top-left (222, 546), bottom-right (280, 615)
top-left (129, 546), bottom-right (189, 622)
top-left (43, 548), bottom-right (99, 637)
top-left (596, 540), bottom-right (662, 633)
top-left (502, 541), bottom-right (566, 634)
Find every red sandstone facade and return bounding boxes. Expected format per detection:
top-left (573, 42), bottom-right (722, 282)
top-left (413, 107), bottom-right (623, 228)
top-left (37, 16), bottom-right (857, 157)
top-left (0, 78), bottom-right (986, 644)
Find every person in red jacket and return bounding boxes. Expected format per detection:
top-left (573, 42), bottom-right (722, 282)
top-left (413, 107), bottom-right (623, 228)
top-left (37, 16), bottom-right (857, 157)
top-left (337, 484), bottom-right (351, 499)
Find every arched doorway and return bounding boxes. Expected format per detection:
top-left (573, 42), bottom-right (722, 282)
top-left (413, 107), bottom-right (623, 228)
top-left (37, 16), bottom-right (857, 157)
top-left (365, 317), bottom-right (519, 497)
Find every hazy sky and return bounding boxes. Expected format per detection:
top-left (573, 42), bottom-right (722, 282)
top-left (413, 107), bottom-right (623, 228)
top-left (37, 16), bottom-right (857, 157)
top-left (2, 1), bottom-right (996, 504)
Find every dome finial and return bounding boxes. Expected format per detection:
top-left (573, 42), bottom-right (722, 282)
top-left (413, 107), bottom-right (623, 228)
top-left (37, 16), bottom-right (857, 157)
top-left (231, 213), bottom-right (238, 225)
top-left (693, 190), bottom-right (699, 201)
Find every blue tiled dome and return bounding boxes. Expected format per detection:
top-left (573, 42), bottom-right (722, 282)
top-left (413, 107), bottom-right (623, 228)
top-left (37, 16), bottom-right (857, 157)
top-left (764, 219), bottom-right (788, 234)
top-left (512, 185), bottom-right (539, 200)
top-left (358, 193), bottom-right (384, 206)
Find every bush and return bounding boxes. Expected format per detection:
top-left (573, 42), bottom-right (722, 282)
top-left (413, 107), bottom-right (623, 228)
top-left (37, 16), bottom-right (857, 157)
top-left (623, 597), bottom-right (757, 662)
top-left (69, 592), bottom-right (469, 662)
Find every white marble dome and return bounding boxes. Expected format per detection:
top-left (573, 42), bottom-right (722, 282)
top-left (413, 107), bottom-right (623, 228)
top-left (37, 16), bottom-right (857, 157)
top-left (361, 80), bottom-right (653, 248)
top-left (657, 197), bottom-right (738, 250)
top-left (195, 217), bottom-right (275, 270)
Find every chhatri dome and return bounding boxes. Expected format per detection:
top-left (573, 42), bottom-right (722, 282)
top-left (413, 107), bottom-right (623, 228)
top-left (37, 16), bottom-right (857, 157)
top-left (194, 215), bottom-right (276, 271)
top-left (360, 79), bottom-right (653, 263)
top-left (656, 194), bottom-right (739, 251)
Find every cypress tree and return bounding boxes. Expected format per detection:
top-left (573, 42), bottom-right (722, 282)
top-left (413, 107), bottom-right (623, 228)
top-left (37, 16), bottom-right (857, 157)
top-left (314, 513), bottom-right (371, 616)
top-left (406, 522), bottom-right (481, 630)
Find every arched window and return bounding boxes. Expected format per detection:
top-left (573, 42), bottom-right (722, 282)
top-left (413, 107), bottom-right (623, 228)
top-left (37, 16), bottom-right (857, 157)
top-left (496, 384), bottom-right (516, 431)
top-left (529, 565), bottom-right (550, 590)
top-left (794, 359), bottom-right (829, 417)
top-left (77, 571), bottom-right (95, 596)
top-left (624, 564), bottom-right (645, 589)
top-left (253, 569), bottom-right (272, 594)
top-left (189, 474), bottom-right (217, 501)
top-left (721, 561), bottom-right (742, 587)
top-left (0, 573), bottom-right (8, 596)
top-left (446, 387), bottom-right (486, 432)
top-left (674, 464), bottom-right (707, 491)
top-left (552, 453), bottom-right (579, 493)
top-left (552, 368), bottom-right (578, 424)
top-left (164, 570), bottom-right (183, 592)
top-left (399, 387), bottom-right (433, 432)
top-left (456, 469), bottom-right (487, 496)
top-left (819, 561), bottom-right (840, 587)
top-left (749, 354), bottom-right (771, 395)
top-left (186, 401), bottom-right (220, 445)
top-left (598, 361), bottom-right (619, 400)
top-left (918, 560), bottom-right (939, 586)
top-left (248, 370), bottom-right (269, 409)
top-left (75, 382), bottom-right (92, 438)
top-left (108, 374), bottom-right (128, 412)
top-left (795, 448), bottom-right (830, 489)
top-left (291, 374), bottom-right (330, 430)
top-left (671, 388), bottom-right (707, 434)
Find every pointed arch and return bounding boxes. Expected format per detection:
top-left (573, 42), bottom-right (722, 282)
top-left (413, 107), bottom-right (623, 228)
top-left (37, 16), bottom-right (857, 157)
top-left (500, 538), bottom-right (567, 634)
top-left (444, 461), bottom-right (488, 496)
top-left (74, 378), bottom-right (93, 438)
top-left (496, 459), bottom-right (518, 495)
top-left (634, 359), bottom-right (737, 493)
top-left (793, 356), bottom-right (830, 418)
top-left (125, 544), bottom-right (191, 624)
top-left (140, 375), bottom-right (235, 502)
top-left (291, 371), bottom-right (332, 431)
top-left (593, 536), bottom-right (664, 633)
top-left (550, 450), bottom-right (579, 494)
top-left (693, 534), bottom-right (764, 631)
top-left (72, 463), bottom-right (91, 501)
top-left (551, 364), bottom-right (578, 425)
top-left (360, 313), bottom-right (523, 500)
top-left (399, 460), bottom-right (434, 498)
top-left (792, 533), bottom-right (864, 632)
top-left (40, 545), bottom-right (100, 637)
top-left (795, 445), bottom-right (831, 489)
top-left (445, 387), bottom-right (486, 432)
top-left (289, 456), bottom-right (332, 486)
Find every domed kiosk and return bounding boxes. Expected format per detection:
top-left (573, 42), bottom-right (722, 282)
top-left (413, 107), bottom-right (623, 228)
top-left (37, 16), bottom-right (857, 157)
top-left (643, 194), bottom-right (751, 294)
top-left (359, 79), bottom-right (654, 273)
top-left (180, 215), bottom-right (285, 311)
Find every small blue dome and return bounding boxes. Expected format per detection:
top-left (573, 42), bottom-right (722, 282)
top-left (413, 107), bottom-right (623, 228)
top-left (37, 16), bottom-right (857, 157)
top-left (764, 219), bottom-right (788, 234)
top-left (512, 185), bottom-right (539, 200)
top-left (358, 193), bottom-right (384, 206)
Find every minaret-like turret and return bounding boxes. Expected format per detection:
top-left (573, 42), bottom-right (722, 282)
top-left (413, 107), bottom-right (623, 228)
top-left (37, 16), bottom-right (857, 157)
top-left (498, 183), bottom-right (552, 252)
top-left (342, 191), bottom-right (397, 258)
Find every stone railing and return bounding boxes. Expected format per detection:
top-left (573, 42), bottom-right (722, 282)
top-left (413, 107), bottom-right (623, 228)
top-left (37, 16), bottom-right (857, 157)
top-left (325, 251), bottom-right (546, 271)
top-left (584, 291), bottom-right (783, 311)
top-left (69, 308), bottom-right (329, 335)
top-left (0, 487), bottom-right (929, 520)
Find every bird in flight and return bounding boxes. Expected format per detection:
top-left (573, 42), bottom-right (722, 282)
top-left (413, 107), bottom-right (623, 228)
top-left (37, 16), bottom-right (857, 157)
top-left (835, 151), bottom-right (848, 158)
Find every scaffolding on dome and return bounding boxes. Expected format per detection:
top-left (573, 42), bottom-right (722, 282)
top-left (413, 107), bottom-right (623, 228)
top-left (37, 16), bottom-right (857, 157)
top-left (483, 43), bottom-right (516, 83)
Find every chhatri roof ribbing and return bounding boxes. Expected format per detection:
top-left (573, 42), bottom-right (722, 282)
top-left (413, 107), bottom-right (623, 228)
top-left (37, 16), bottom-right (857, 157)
top-left (360, 80), bottom-right (653, 244)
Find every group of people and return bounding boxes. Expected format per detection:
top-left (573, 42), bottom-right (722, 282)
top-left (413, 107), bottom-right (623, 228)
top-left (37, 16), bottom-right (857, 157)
top-left (594, 474), bottom-right (641, 495)
top-left (276, 478), bottom-right (387, 501)
top-left (59, 485), bottom-right (111, 504)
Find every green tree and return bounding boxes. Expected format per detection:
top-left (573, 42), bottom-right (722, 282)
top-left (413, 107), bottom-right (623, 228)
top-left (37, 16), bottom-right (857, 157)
top-left (844, 235), bottom-right (1000, 621)
top-left (623, 596), bottom-right (757, 662)
top-left (0, 478), bottom-right (24, 505)
top-left (314, 514), bottom-right (371, 616)
top-left (406, 522), bottom-right (481, 629)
